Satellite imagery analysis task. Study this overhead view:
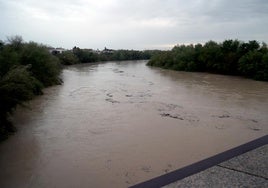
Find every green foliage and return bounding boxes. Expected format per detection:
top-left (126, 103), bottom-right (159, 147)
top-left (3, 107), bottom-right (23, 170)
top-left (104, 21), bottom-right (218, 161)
top-left (220, 40), bottom-right (240, 74)
top-left (0, 40), bottom-right (4, 49)
top-left (147, 51), bottom-right (172, 68)
top-left (20, 42), bottom-right (61, 86)
top-left (239, 40), bottom-right (260, 56)
top-left (239, 51), bottom-right (268, 80)
top-left (7, 35), bottom-right (24, 51)
top-left (0, 46), bottom-right (20, 77)
top-left (0, 66), bottom-right (43, 140)
top-left (0, 36), bottom-right (61, 140)
top-left (62, 47), bottom-right (157, 64)
top-left (0, 66), bottom-right (41, 111)
top-left (73, 47), bottom-right (98, 63)
top-left (110, 50), bottom-right (152, 61)
top-left (147, 40), bottom-right (268, 81)
top-left (57, 50), bottom-right (80, 65)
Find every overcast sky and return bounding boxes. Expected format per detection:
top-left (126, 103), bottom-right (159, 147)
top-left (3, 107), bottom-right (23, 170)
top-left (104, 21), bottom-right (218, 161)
top-left (1, 0), bottom-right (268, 50)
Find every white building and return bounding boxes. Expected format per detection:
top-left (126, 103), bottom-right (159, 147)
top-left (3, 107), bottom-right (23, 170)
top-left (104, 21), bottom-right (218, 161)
top-left (49, 47), bottom-right (66, 55)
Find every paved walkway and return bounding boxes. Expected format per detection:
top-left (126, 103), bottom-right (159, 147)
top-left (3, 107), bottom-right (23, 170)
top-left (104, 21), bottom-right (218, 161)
top-left (131, 135), bottom-right (268, 188)
top-left (163, 144), bottom-right (268, 188)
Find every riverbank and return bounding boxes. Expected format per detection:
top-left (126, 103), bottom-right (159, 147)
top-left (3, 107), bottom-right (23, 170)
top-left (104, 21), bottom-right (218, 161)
top-left (147, 39), bottom-right (268, 81)
top-left (0, 37), bottom-right (61, 140)
top-left (0, 36), bottom-right (157, 140)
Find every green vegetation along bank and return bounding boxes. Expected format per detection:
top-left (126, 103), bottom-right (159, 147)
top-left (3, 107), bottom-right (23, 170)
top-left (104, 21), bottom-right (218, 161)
top-left (56, 47), bottom-right (160, 65)
top-left (0, 36), bottom-right (158, 140)
top-left (147, 40), bottom-right (268, 81)
top-left (0, 36), bottom-right (61, 140)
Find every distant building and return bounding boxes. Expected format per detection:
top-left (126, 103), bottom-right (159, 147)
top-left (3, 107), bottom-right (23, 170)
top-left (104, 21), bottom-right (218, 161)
top-left (102, 47), bottom-right (114, 54)
top-left (49, 47), bottom-right (66, 55)
top-left (93, 49), bottom-right (101, 54)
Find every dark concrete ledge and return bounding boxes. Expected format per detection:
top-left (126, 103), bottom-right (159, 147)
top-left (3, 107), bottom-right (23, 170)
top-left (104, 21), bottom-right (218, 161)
top-left (130, 135), bottom-right (268, 188)
top-left (163, 145), bottom-right (268, 187)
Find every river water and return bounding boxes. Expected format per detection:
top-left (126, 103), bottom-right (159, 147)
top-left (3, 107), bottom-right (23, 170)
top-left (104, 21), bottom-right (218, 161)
top-left (0, 60), bottom-right (267, 188)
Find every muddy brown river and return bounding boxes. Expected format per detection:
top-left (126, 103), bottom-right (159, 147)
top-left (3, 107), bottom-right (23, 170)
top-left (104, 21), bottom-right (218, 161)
top-left (0, 60), bottom-right (267, 188)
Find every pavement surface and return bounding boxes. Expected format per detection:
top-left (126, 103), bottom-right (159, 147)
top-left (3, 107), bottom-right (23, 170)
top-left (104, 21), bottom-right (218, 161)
top-left (131, 135), bottom-right (268, 188)
top-left (163, 144), bottom-right (268, 188)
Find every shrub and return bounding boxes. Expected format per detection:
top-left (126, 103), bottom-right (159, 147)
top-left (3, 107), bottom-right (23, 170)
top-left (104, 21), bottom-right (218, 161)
top-left (0, 66), bottom-right (42, 140)
top-left (148, 39), bottom-right (268, 81)
top-left (20, 42), bottom-right (61, 86)
top-left (0, 37), bottom-right (61, 140)
top-left (57, 50), bottom-right (80, 65)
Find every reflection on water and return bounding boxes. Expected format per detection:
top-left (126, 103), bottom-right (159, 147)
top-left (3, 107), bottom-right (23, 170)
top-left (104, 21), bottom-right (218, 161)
top-left (0, 60), bottom-right (267, 188)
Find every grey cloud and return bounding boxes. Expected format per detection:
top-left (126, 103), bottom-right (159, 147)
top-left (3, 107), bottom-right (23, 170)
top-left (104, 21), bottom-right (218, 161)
top-left (0, 0), bottom-right (267, 49)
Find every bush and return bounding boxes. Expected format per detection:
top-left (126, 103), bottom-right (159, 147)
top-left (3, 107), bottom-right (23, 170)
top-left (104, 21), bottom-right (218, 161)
top-left (0, 46), bottom-right (20, 77)
top-left (73, 47), bottom-right (98, 63)
top-left (57, 50), bottom-right (80, 65)
top-left (0, 66), bottom-right (42, 140)
top-left (148, 40), bottom-right (268, 81)
top-left (20, 42), bottom-right (61, 86)
top-left (0, 36), bottom-right (62, 140)
top-left (238, 51), bottom-right (268, 80)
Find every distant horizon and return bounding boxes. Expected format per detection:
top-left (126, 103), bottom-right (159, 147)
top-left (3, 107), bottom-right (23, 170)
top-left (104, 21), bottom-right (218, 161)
top-left (1, 36), bottom-right (268, 52)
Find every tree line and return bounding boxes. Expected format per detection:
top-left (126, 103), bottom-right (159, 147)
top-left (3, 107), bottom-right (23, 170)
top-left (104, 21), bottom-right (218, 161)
top-left (147, 40), bottom-right (268, 81)
top-left (56, 47), bottom-right (160, 65)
